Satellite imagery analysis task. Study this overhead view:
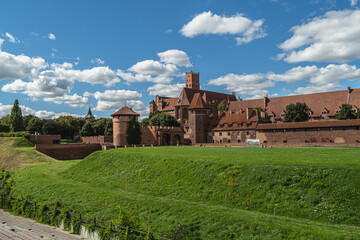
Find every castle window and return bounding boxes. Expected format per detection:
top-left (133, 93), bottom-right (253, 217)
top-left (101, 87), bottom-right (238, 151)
top-left (227, 132), bottom-right (230, 136)
top-left (227, 139), bottom-right (231, 143)
top-left (246, 123), bottom-right (251, 127)
top-left (238, 123), bottom-right (242, 127)
top-left (283, 140), bottom-right (287, 143)
top-left (220, 125), bottom-right (224, 129)
top-left (220, 140), bottom-right (222, 143)
top-left (212, 133), bottom-right (215, 136)
top-left (330, 140), bottom-right (334, 143)
top-left (127, 116), bottom-right (130, 119)
top-left (237, 132), bottom-right (241, 136)
top-left (119, 116), bottom-right (122, 119)
top-left (237, 139), bottom-right (241, 143)
top-left (246, 132), bottom-right (250, 135)
top-left (183, 108), bottom-right (188, 118)
top-left (219, 132), bottom-right (222, 136)
top-left (228, 123), bottom-right (233, 128)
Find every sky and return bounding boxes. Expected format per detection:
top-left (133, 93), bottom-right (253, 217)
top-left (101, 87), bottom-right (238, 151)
top-left (1, 0), bottom-right (360, 119)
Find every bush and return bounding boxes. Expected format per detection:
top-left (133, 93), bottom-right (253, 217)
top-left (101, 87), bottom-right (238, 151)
top-left (0, 131), bottom-right (30, 138)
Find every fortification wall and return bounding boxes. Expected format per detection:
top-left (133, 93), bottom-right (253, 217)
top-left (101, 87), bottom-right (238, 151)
top-left (81, 136), bottom-right (113, 144)
top-left (35, 144), bottom-right (101, 160)
top-left (29, 135), bottom-right (61, 144)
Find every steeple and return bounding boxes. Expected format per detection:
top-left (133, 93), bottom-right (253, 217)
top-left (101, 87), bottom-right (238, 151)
top-left (84, 107), bottom-right (95, 120)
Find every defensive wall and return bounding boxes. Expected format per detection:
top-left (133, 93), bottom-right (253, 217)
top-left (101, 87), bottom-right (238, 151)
top-left (29, 135), bottom-right (61, 144)
top-left (35, 144), bottom-right (101, 160)
top-left (81, 136), bottom-right (113, 144)
top-left (140, 126), bottom-right (184, 146)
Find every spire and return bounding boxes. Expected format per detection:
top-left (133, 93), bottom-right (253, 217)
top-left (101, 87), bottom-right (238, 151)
top-left (84, 107), bottom-right (95, 120)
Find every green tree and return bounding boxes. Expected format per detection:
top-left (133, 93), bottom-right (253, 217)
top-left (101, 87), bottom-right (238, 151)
top-left (336, 104), bottom-right (356, 120)
top-left (126, 118), bottom-right (141, 144)
top-left (140, 118), bottom-right (150, 127)
top-left (22, 114), bottom-right (36, 130)
top-left (217, 99), bottom-right (226, 111)
top-left (0, 123), bottom-right (10, 132)
top-left (148, 112), bottom-right (180, 127)
top-left (283, 102), bottom-right (311, 122)
top-left (104, 118), bottom-right (113, 136)
top-left (9, 99), bottom-right (23, 132)
top-left (26, 117), bottom-right (43, 134)
top-left (42, 119), bottom-right (61, 135)
top-left (80, 121), bottom-right (95, 136)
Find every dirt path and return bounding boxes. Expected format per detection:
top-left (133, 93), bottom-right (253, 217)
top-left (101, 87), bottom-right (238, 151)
top-left (0, 210), bottom-right (85, 240)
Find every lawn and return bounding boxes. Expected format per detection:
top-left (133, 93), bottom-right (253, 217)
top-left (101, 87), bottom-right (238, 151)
top-left (8, 146), bottom-right (360, 239)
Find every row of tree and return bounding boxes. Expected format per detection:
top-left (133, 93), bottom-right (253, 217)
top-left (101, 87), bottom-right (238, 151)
top-left (0, 99), bottom-right (112, 140)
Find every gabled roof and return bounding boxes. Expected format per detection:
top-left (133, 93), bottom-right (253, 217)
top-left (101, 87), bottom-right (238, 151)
top-left (211, 108), bottom-right (260, 131)
top-left (229, 88), bottom-right (360, 118)
top-left (189, 93), bottom-right (207, 109)
top-left (111, 106), bottom-right (139, 116)
top-left (162, 98), bottom-right (179, 111)
top-left (176, 88), bottom-right (236, 107)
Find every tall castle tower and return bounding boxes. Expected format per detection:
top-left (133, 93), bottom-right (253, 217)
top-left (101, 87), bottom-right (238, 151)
top-left (186, 71), bottom-right (200, 89)
top-left (111, 106), bottom-right (139, 146)
top-left (188, 93), bottom-right (208, 144)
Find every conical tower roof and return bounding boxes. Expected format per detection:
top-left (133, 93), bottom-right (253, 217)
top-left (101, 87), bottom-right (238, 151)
top-left (188, 93), bottom-right (207, 109)
top-left (111, 106), bottom-right (140, 117)
top-left (84, 107), bottom-right (95, 120)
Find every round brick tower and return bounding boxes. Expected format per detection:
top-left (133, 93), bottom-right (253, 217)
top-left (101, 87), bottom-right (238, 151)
top-left (111, 106), bottom-right (140, 146)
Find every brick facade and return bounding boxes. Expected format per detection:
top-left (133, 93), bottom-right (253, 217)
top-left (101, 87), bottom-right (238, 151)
top-left (35, 144), bottom-right (101, 160)
top-left (29, 135), bottom-right (61, 144)
top-left (81, 136), bottom-right (113, 144)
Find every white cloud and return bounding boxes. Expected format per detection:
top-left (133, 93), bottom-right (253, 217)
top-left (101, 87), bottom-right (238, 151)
top-left (128, 60), bottom-right (179, 75)
top-left (5, 32), bottom-right (19, 43)
top-left (147, 83), bottom-right (185, 97)
top-left (50, 62), bottom-right (73, 69)
top-left (157, 49), bottom-right (191, 67)
top-left (43, 94), bottom-right (88, 108)
top-left (209, 73), bottom-right (274, 99)
top-left (180, 11), bottom-right (266, 45)
top-left (0, 38), bottom-right (4, 50)
top-left (88, 89), bottom-right (148, 119)
top-left (279, 10), bottom-right (360, 63)
top-left (0, 51), bottom-right (47, 80)
top-left (91, 58), bottom-right (105, 65)
top-left (117, 70), bottom-right (173, 84)
top-left (48, 33), bottom-right (56, 40)
top-left (0, 102), bottom-right (83, 119)
top-left (208, 64), bottom-right (360, 98)
top-left (350, 0), bottom-right (358, 6)
top-left (165, 29), bottom-right (173, 33)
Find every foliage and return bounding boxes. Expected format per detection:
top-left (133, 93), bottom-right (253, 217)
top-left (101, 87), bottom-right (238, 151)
top-left (79, 118), bottom-right (112, 137)
top-left (283, 102), bottom-right (311, 122)
top-left (0, 123), bottom-right (10, 132)
top-left (148, 112), bottom-right (180, 127)
top-left (42, 120), bottom-right (61, 135)
top-left (126, 118), bottom-right (141, 144)
top-left (208, 113), bottom-right (214, 121)
top-left (335, 104), bottom-right (356, 120)
top-left (80, 121), bottom-right (96, 136)
top-left (140, 118), bottom-right (150, 127)
top-left (26, 117), bottom-right (43, 134)
top-left (0, 131), bottom-right (30, 137)
top-left (22, 115), bottom-right (36, 131)
top-left (0, 115), bottom-right (10, 126)
top-left (217, 99), bottom-right (226, 111)
top-left (9, 99), bottom-right (23, 132)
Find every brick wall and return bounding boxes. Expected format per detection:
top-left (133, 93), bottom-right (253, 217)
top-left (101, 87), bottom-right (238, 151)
top-left (35, 144), bottom-right (101, 160)
top-left (29, 135), bottom-right (61, 144)
top-left (81, 136), bottom-right (113, 144)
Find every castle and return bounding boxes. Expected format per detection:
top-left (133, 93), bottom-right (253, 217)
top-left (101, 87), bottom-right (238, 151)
top-left (111, 71), bottom-right (360, 147)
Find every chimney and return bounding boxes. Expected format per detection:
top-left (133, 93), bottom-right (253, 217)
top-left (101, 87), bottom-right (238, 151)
top-left (246, 108), bottom-right (250, 120)
top-left (263, 95), bottom-right (269, 111)
top-left (238, 97), bottom-right (242, 101)
top-left (347, 86), bottom-right (353, 104)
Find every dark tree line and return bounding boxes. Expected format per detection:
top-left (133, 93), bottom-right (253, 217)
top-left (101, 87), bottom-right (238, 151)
top-left (140, 111), bottom-right (180, 127)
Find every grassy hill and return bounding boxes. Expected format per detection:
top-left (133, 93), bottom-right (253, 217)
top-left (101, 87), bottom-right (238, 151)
top-left (0, 137), bottom-right (55, 170)
top-left (9, 146), bottom-right (360, 239)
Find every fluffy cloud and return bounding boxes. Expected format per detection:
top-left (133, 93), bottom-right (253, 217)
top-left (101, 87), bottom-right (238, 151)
top-left (0, 102), bottom-right (83, 119)
top-left (0, 51), bottom-right (47, 80)
top-left (43, 94), bottom-right (88, 108)
top-left (0, 38), bottom-right (4, 50)
top-left (157, 49), bottom-right (191, 67)
top-left (350, 0), bottom-right (358, 6)
top-left (209, 73), bottom-right (274, 99)
top-left (48, 33), bottom-right (56, 40)
top-left (117, 70), bottom-right (173, 84)
top-left (279, 10), bottom-right (360, 63)
top-left (91, 58), bottom-right (105, 65)
top-left (180, 11), bottom-right (266, 45)
top-left (5, 32), bottom-right (19, 43)
top-left (209, 64), bottom-right (360, 98)
top-left (128, 60), bottom-right (179, 76)
top-left (147, 83), bottom-right (185, 97)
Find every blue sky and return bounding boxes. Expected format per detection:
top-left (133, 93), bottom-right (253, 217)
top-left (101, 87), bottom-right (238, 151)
top-left (1, 0), bottom-right (360, 119)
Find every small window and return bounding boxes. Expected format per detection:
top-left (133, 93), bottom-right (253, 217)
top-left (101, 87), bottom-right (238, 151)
top-left (283, 140), bottom-right (287, 143)
top-left (220, 125), bottom-right (224, 129)
top-left (220, 140), bottom-right (222, 143)
top-left (246, 123), bottom-right (251, 127)
top-left (227, 132), bottom-right (231, 136)
top-left (219, 132), bottom-right (222, 136)
top-left (263, 140), bottom-right (267, 143)
top-left (119, 116), bottom-right (122, 119)
top-left (237, 132), bottom-right (241, 136)
top-left (238, 123), bottom-right (242, 127)
top-left (237, 139), bottom-right (241, 143)
top-left (127, 116), bottom-right (130, 119)
top-left (228, 123), bottom-right (233, 128)
top-left (246, 132), bottom-right (250, 136)
top-left (227, 139), bottom-right (231, 143)
top-left (305, 140), bottom-right (310, 143)
top-left (356, 140), bottom-right (360, 143)
top-left (212, 140), bottom-right (215, 143)
top-left (212, 133), bottom-right (215, 136)
top-left (330, 140), bottom-right (334, 143)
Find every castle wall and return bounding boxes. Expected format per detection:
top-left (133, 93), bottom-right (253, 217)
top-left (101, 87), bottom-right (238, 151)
top-left (81, 136), bottom-right (113, 144)
top-left (29, 135), bottom-right (61, 144)
top-left (35, 144), bottom-right (101, 160)
top-left (140, 126), bottom-right (184, 146)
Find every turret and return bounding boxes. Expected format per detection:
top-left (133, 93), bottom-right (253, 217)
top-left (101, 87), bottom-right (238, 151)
top-left (111, 106), bottom-right (139, 146)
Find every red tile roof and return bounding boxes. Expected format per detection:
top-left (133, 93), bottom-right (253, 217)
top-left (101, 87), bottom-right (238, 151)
top-left (229, 88), bottom-right (360, 118)
top-left (189, 93), bottom-right (207, 109)
top-left (162, 98), bottom-right (178, 111)
top-left (176, 88), bottom-right (236, 107)
top-left (212, 109), bottom-right (260, 131)
top-left (111, 106), bottom-right (139, 116)
top-left (257, 119), bottom-right (360, 130)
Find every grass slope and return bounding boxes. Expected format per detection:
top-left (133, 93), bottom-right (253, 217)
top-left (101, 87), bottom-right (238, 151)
top-left (10, 146), bottom-right (360, 239)
top-left (0, 137), bottom-right (55, 170)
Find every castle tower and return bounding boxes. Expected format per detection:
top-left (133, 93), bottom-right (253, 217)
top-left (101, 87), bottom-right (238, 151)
top-left (84, 107), bottom-right (95, 121)
top-left (185, 71), bottom-right (200, 89)
top-left (188, 93), bottom-right (208, 144)
top-left (111, 106), bottom-right (139, 146)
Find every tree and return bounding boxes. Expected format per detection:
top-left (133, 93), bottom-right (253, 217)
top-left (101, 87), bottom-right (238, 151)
top-left (336, 104), bottom-right (356, 120)
top-left (9, 99), bottom-right (23, 132)
top-left (140, 118), bottom-right (150, 127)
top-left (148, 112), bottom-right (180, 127)
top-left (23, 114), bottom-right (36, 130)
top-left (42, 119), bottom-right (61, 135)
top-left (80, 121), bottom-right (95, 136)
top-left (217, 99), bottom-right (226, 111)
top-left (26, 117), bottom-right (43, 134)
top-left (283, 102), bottom-right (311, 122)
top-left (104, 119), bottom-right (113, 136)
top-left (126, 118), bottom-right (141, 144)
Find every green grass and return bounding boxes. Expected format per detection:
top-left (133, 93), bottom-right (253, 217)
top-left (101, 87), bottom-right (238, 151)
top-left (0, 137), bottom-right (55, 170)
top-left (9, 146), bottom-right (360, 239)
